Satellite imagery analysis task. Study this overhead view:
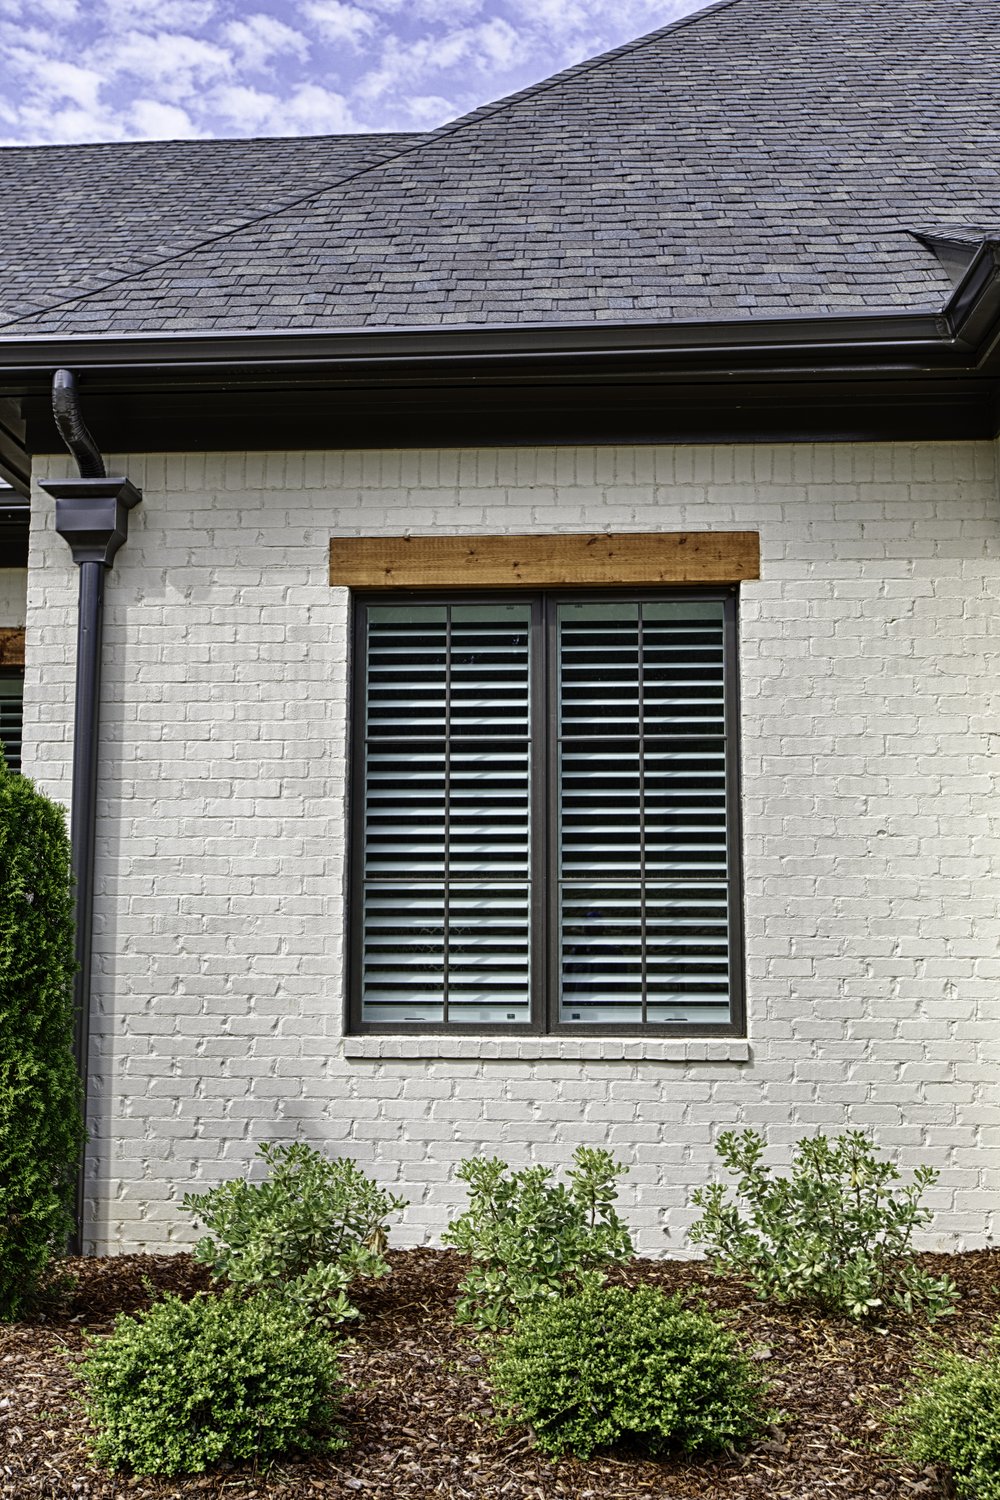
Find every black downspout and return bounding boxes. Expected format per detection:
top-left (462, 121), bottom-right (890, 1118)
top-left (39, 371), bottom-right (141, 1255)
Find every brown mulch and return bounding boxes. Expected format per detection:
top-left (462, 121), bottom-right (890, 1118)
top-left (2, 1248), bottom-right (997, 1500)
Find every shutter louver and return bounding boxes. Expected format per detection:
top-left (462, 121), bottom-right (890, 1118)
top-left (557, 601), bottom-right (732, 1025)
top-left (0, 679), bottom-right (23, 773)
top-left (360, 604), bottom-right (532, 1025)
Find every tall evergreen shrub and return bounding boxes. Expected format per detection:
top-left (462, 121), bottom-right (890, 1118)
top-left (0, 754), bottom-right (83, 1318)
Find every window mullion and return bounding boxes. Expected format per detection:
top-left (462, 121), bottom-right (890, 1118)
top-left (442, 606), bottom-right (452, 1027)
top-left (530, 594), bottom-right (552, 1034)
top-left (638, 607), bottom-right (647, 1027)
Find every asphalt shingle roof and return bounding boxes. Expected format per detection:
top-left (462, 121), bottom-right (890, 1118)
top-left (0, 133), bottom-right (422, 326)
top-left (3, 0), bottom-right (1000, 338)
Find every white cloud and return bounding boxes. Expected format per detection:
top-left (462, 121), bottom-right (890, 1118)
top-left (356, 17), bottom-right (527, 103)
top-left (223, 13), bottom-right (309, 71)
top-left (340, 0), bottom-right (403, 13)
top-left (410, 0), bottom-right (484, 18)
top-left (301, 0), bottom-right (377, 48)
top-left (210, 80), bottom-right (364, 136)
top-left (97, 28), bottom-right (232, 100)
top-left (7, 52), bottom-right (103, 109)
top-left (404, 91), bottom-right (457, 127)
top-left (0, 0), bottom-right (706, 145)
top-left (0, 0), bottom-right (79, 18)
top-left (130, 98), bottom-right (202, 137)
top-left (0, 100), bottom-right (124, 144)
top-left (100, 0), bottom-right (216, 29)
top-left (281, 81), bottom-right (367, 132)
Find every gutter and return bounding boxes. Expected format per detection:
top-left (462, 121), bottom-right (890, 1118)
top-left (0, 310), bottom-right (970, 387)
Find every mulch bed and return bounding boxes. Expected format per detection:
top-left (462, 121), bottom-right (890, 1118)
top-left (2, 1248), bottom-right (998, 1500)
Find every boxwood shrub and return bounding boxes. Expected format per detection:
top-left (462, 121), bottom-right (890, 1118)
top-left (892, 1331), bottom-right (1000, 1500)
top-left (488, 1282), bottom-right (771, 1460)
top-left (80, 1290), bottom-right (347, 1475)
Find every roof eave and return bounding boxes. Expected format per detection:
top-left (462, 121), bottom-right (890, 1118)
top-left (2, 244), bottom-right (1000, 481)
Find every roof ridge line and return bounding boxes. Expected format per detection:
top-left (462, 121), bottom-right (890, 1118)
top-left (424, 0), bottom-right (750, 138)
top-left (0, 130), bottom-right (418, 155)
top-left (0, 0), bottom-right (751, 336)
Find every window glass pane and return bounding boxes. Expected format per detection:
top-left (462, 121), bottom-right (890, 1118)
top-left (360, 604), bottom-right (531, 1025)
top-left (643, 600), bottom-right (723, 622)
top-left (367, 604), bottom-right (447, 624)
top-left (0, 677), bottom-right (23, 774)
top-left (559, 601), bottom-right (638, 622)
top-left (556, 600), bottom-right (731, 1026)
top-left (451, 603), bottom-right (531, 624)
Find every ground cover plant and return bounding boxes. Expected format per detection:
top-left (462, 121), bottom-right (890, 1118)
top-left (0, 755), bottom-right (83, 1321)
top-left (689, 1129), bottom-right (959, 1322)
top-left (2, 1245), bottom-right (998, 1499)
top-left (442, 1147), bottom-right (633, 1330)
top-left (183, 1142), bottom-right (408, 1330)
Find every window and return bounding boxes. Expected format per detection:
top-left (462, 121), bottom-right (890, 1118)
top-left (348, 592), bottom-right (743, 1035)
top-left (0, 673), bottom-right (23, 772)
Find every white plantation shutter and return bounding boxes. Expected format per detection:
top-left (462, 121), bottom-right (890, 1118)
top-left (558, 601), bottom-right (731, 1024)
top-left (359, 603), bottom-right (532, 1025)
top-left (0, 678), bottom-right (23, 773)
top-left (353, 593), bottom-right (738, 1031)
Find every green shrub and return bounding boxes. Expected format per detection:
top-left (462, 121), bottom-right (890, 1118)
top-left (442, 1147), bottom-right (633, 1331)
top-left (891, 1331), bottom-right (1000, 1500)
top-left (182, 1141), bottom-right (407, 1330)
top-left (80, 1289), bottom-right (347, 1475)
top-left (488, 1283), bottom-right (770, 1460)
top-left (0, 756), bottom-right (83, 1320)
top-left (688, 1128), bottom-right (958, 1322)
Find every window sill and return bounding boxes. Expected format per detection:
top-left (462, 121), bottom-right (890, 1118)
top-left (342, 1036), bottom-right (750, 1063)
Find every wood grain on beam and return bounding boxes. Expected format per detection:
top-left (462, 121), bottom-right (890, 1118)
top-left (330, 532), bottom-right (760, 588)
top-left (0, 628), bottom-right (25, 667)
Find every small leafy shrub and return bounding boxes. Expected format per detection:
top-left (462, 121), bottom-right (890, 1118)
top-left (488, 1283), bottom-right (771, 1460)
top-left (79, 1289), bottom-right (346, 1475)
top-left (688, 1129), bottom-right (958, 1321)
top-left (183, 1142), bottom-right (407, 1329)
top-left (0, 756), bottom-right (84, 1320)
top-left (442, 1147), bottom-right (633, 1331)
top-left (891, 1330), bottom-right (1000, 1500)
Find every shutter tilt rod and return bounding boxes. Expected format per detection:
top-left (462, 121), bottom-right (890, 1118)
top-left (39, 370), bottom-right (141, 1255)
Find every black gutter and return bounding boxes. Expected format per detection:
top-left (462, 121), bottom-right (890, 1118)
top-left (38, 372), bottom-right (141, 1255)
top-left (0, 307), bottom-right (959, 371)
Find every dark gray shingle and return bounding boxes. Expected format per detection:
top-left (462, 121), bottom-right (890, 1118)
top-left (0, 132), bottom-right (422, 325)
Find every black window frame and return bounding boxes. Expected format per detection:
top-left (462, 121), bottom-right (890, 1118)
top-left (347, 587), bottom-right (745, 1038)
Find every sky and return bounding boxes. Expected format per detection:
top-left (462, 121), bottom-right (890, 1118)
top-left (0, 0), bottom-right (706, 146)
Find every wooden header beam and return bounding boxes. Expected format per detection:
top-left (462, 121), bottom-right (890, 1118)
top-left (330, 531), bottom-right (760, 588)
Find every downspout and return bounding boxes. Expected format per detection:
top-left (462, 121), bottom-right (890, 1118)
top-left (38, 371), bottom-right (141, 1255)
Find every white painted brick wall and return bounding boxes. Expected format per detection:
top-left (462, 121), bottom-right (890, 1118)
top-left (24, 441), bottom-right (1000, 1256)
